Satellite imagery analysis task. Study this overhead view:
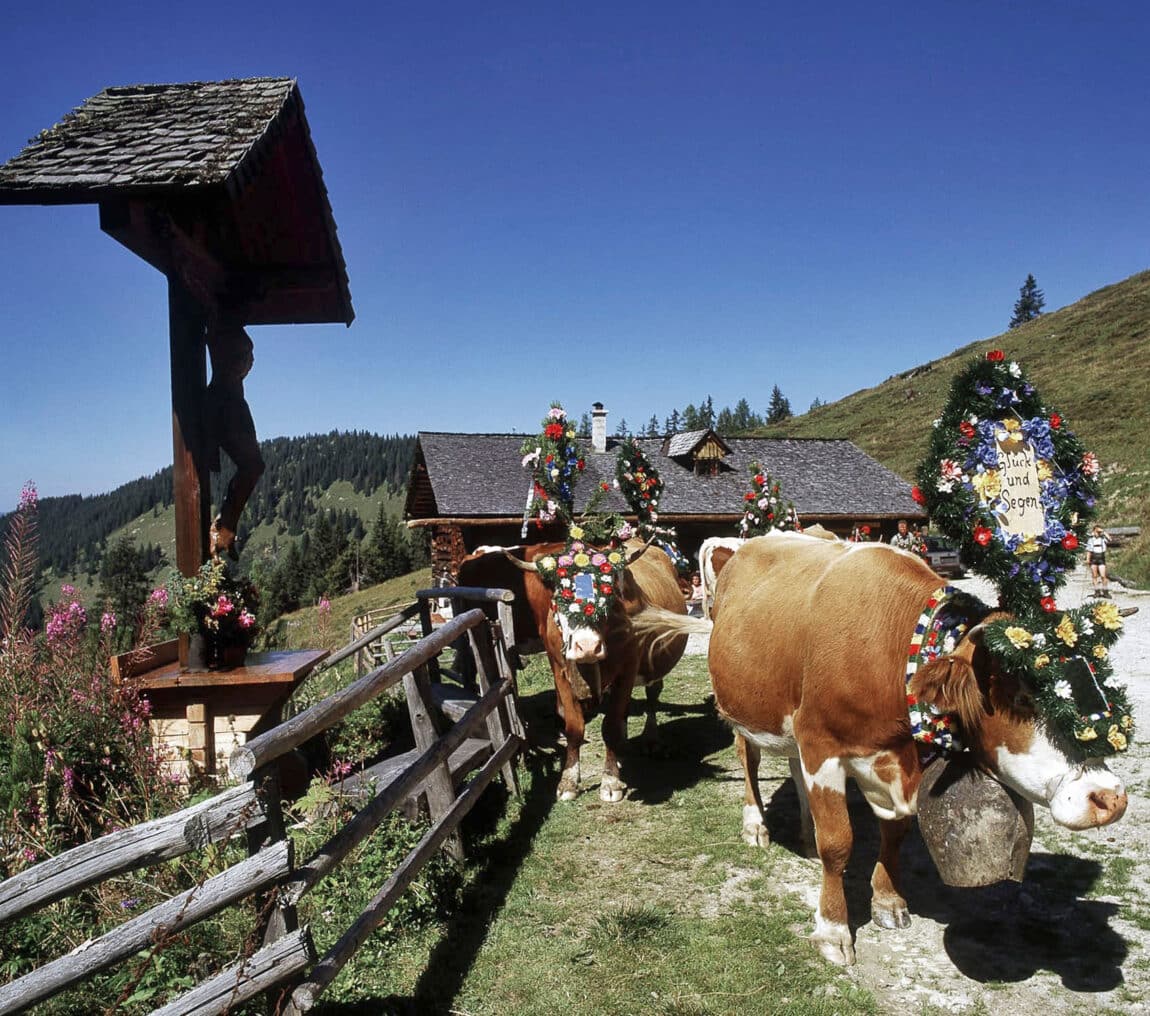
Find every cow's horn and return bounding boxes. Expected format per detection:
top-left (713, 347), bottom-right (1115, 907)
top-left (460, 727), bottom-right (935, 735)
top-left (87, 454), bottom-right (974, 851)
top-left (502, 551), bottom-right (538, 573)
top-left (963, 621), bottom-right (988, 645)
top-left (625, 533), bottom-right (660, 564)
top-left (1119, 606), bottom-right (1139, 618)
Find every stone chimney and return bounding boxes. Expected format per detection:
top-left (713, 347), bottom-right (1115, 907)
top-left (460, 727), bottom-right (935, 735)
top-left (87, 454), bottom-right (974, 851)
top-left (591, 402), bottom-right (608, 453)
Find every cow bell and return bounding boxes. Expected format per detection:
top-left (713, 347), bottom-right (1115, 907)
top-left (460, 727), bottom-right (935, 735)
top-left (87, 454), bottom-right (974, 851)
top-left (917, 756), bottom-right (1034, 887)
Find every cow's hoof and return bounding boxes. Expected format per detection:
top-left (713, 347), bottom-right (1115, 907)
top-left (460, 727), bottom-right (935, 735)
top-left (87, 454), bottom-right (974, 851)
top-left (871, 901), bottom-right (911, 930)
top-left (741, 805), bottom-right (769, 847)
top-left (600, 775), bottom-right (626, 803)
top-left (557, 765), bottom-right (580, 801)
top-left (812, 917), bottom-right (855, 966)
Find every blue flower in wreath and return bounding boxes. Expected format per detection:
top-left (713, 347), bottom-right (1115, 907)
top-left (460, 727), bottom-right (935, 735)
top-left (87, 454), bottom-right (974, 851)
top-left (1022, 418), bottom-right (1055, 459)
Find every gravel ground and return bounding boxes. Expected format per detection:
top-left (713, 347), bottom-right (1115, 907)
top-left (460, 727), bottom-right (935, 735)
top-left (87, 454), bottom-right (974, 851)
top-left (685, 565), bottom-right (1150, 1014)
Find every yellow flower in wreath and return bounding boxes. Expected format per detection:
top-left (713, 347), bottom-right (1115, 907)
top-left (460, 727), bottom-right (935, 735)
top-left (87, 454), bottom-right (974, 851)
top-left (1121, 715), bottom-right (1135, 731)
top-left (1013, 535), bottom-right (1041, 556)
top-left (607, 551), bottom-right (622, 564)
top-left (1055, 615), bottom-right (1079, 647)
top-left (1093, 644), bottom-right (1108, 660)
top-left (1092, 601), bottom-right (1122, 631)
top-left (1076, 725), bottom-right (1098, 742)
top-left (1107, 725), bottom-right (1128, 752)
top-left (971, 470), bottom-right (1002, 501)
top-left (1003, 626), bottom-right (1033, 649)
top-left (569, 526), bottom-right (585, 540)
top-left (573, 553), bottom-right (590, 567)
top-left (1034, 653), bottom-right (1051, 669)
top-left (1036, 460), bottom-right (1054, 481)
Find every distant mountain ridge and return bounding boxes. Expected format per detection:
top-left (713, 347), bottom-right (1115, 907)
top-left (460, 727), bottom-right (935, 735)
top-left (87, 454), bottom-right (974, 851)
top-left (10, 431), bottom-right (416, 578)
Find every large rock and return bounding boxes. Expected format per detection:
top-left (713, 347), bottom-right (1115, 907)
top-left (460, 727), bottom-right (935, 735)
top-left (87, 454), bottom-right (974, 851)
top-left (918, 756), bottom-right (1034, 887)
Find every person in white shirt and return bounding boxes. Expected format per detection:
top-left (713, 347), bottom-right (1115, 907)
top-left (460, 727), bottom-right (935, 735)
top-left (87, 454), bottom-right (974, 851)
top-left (1086, 525), bottom-right (1111, 597)
top-left (888, 519), bottom-right (918, 553)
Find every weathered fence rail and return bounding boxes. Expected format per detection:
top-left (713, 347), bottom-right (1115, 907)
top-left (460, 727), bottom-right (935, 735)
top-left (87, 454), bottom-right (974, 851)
top-left (0, 586), bottom-right (524, 1016)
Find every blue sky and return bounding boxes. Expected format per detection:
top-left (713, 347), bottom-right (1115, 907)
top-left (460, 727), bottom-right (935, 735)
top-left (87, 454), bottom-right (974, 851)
top-left (3, 2), bottom-right (1149, 506)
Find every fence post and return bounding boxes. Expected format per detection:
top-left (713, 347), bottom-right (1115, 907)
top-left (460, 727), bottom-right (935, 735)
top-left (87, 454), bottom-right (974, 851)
top-left (467, 620), bottom-right (520, 797)
top-left (494, 602), bottom-right (526, 740)
top-left (417, 600), bottom-right (443, 682)
top-left (402, 664), bottom-right (464, 862)
top-left (246, 765), bottom-right (298, 947)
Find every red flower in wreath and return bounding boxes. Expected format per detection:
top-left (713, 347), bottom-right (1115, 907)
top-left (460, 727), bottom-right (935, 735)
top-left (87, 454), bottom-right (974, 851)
top-left (600, 481), bottom-right (610, 492)
top-left (1061, 533), bottom-right (1078, 550)
top-left (911, 486), bottom-right (926, 505)
top-left (861, 524), bottom-right (871, 535)
top-left (544, 423), bottom-right (565, 439)
top-left (1040, 596), bottom-right (1057, 613)
top-left (599, 563), bottom-right (612, 574)
top-left (973, 525), bottom-right (993, 546)
top-left (584, 603), bottom-right (595, 616)
top-left (986, 349), bottom-right (1005, 362)
top-left (755, 474), bottom-right (765, 485)
top-left (744, 492), bottom-right (756, 501)
top-left (1050, 413), bottom-right (1062, 429)
top-left (959, 420), bottom-right (976, 439)
top-left (601, 584), bottom-right (612, 595)
top-left (577, 459), bottom-right (586, 471)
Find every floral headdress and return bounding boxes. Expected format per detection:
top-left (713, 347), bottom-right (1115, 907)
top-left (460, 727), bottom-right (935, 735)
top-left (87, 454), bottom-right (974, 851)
top-left (615, 439), bottom-right (663, 534)
top-left (915, 351), bottom-right (1131, 756)
top-left (521, 403), bottom-right (585, 530)
top-left (533, 521), bottom-right (634, 628)
top-left (915, 351), bottom-right (1099, 615)
top-left (983, 599), bottom-right (1132, 753)
top-left (737, 464), bottom-right (799, 539)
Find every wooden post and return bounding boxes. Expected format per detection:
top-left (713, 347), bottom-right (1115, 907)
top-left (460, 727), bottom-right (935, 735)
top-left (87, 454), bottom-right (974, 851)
top-left (467, 620), bottom-right (519, 796)
top-left (185, 702), bottom-right (215, 773)
top-left (168, 276), bottom-right (211, 667)
top-left (402, 664), bottom-right (463, 862)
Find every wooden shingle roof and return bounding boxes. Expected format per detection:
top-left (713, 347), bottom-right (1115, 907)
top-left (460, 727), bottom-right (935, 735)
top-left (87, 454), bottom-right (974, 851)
top-left (0, 78), bottom-right (352, 326)
top-left (406, 433), bottom-right (923, 523)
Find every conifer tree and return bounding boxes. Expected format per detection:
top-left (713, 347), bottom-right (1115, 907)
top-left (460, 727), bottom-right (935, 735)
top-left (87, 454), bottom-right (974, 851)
top-left (1009, 274), bottom-right (1046, 329)
top-left (766, 385), bottom-right (792, 424)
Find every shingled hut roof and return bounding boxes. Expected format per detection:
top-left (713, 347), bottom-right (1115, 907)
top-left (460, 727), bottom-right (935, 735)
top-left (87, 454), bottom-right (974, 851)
top-left (405, 432), bottom-right (922, 523)
top-left (0, 77), bottom-right (352, 325)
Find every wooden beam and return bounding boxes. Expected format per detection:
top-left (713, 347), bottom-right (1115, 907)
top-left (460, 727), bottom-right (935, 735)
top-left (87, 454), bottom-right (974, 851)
top-left (168, 275), bottom-right (211, 588)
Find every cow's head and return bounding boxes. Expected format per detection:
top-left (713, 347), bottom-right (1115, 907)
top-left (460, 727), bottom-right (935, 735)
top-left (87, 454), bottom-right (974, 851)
top-left (507, 534), bottom-right (653, 663)
top-left (910, 616), bottom-right (1128, 830)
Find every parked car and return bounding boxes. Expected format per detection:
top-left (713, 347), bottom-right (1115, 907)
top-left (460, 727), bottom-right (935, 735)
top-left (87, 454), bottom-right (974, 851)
top-left (924, 536), bottom-right (965, 578)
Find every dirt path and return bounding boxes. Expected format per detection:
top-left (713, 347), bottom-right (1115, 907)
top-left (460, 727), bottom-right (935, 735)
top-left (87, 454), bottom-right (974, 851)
top-left (689, 566), bottom-right (1150, 1015)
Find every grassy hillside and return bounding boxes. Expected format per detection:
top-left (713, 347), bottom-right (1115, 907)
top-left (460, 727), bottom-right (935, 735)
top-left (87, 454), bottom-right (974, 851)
top-left (770, 268), bottom-right (1150, 583)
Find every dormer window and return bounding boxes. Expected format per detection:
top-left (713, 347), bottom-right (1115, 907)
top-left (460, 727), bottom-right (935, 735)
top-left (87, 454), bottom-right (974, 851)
top-left (662, 428), bottom-right (732, 475)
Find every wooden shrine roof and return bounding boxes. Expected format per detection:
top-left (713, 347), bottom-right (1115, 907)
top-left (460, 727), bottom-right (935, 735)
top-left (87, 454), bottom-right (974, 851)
top-left (0, 78), bottom-right (353, 325)
top-left (405, 433), bottom-right (925, 523)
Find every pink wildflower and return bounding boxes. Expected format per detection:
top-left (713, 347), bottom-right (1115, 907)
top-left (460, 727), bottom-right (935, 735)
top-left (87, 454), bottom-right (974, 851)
top-left (60, 584), bottom-right (75, 597)
top-left (318, 598), bottom-right (332, 615)
top-left (148, 587), bottom-right (169, 608)
top-left (101, 611), bottom-right (117, 633)
top-left (18, 482), bottom-right (37, 511)
top-left (21, 847), bottom-right (37, 864)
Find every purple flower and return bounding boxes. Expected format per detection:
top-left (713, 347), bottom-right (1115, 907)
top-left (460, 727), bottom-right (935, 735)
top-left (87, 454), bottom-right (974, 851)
top-left (18, 482), bottom-right (37, 511)
top-left (101, 612), bottom-right (117, 633)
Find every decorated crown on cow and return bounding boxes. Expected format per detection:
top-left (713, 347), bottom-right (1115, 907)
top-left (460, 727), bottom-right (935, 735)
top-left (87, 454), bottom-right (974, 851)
top-left (915, 351), bottom-right (1132, 754)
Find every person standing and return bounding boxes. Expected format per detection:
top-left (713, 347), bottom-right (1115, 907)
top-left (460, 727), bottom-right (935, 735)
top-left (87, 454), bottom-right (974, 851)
top-left (888, 519), bottom-right (918, 553)
top-left (1086, 525), bottom-right (1112, 597)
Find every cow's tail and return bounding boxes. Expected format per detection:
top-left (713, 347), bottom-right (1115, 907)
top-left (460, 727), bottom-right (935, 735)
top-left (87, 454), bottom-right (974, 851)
top-left (630, 606), bottom-right (713, 650)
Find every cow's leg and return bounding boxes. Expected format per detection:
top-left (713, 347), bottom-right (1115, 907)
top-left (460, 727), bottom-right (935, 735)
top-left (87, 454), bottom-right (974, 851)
top-left (803, 757), bottom-right (856, 966)
top-left (871, 816), bottom-right (912, 930)
top-left (788, 756), bottom-right (816, 857)
top-left (638, 677), bottom-right (664, 753)
top-left (738, 734), bottom-right (769, 847)
top-left (599, 671), bottom-right (637, 803)
top-left (553, 661), bottom-right (586, 801)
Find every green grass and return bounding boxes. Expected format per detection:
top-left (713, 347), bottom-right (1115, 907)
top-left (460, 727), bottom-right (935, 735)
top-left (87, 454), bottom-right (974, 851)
top-left (769, 268), bottom-right (1150, 586)
top-left (311, 655), bottom-right (877, 1015)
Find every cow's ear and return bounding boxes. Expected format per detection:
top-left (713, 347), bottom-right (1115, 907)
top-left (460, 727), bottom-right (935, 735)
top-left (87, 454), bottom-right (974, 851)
top-left (910, 637), bottom-right (984, 733)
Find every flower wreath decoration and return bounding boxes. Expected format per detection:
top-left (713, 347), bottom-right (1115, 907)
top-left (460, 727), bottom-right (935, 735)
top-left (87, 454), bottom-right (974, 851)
top-left (983, 599), bottom-right (1132, 753)
top-left (520, 403), bottom-right (586, 528)
top-left (615, 438), bottom-right (662, 532)
top-left (533, 523), bottom-right (629, 629)
top-left (614, 439), bottom-right (692, 576)
top-left (914, 351), bottom-right (1100, 615)
top-left (914, 351), bottom-right (1131, 756)
top-left (737, 464), bottom-right (799, 539)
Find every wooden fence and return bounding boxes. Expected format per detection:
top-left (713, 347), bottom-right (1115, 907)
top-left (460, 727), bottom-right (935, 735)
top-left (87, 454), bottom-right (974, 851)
top-left (0, 586), bottom-right (524, 1015)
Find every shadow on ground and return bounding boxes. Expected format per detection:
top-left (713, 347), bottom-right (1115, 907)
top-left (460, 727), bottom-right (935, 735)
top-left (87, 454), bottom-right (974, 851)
top-left (764, 776), bottom-right (1126, 992)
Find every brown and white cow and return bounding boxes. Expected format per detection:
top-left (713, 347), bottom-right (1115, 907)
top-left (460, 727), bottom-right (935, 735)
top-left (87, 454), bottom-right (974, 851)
top-left (645, 530), bottom-right (1128, 965)
top-left (458, 539), bottom-right (688, 802)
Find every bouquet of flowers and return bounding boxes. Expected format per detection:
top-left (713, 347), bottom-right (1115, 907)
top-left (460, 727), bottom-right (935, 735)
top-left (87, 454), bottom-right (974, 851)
top-left (738, 464), bottom-right (799, 538)
top-left (521, 403), bottom-right (585, 528)
top-left (167, 557), bottom-right (259, 665)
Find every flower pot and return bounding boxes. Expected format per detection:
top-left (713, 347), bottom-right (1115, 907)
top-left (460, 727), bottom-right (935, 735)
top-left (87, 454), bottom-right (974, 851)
top-left (184, 633), bottom-right (209, 672)
top-left (217, 643), bottom-right (248, 671)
